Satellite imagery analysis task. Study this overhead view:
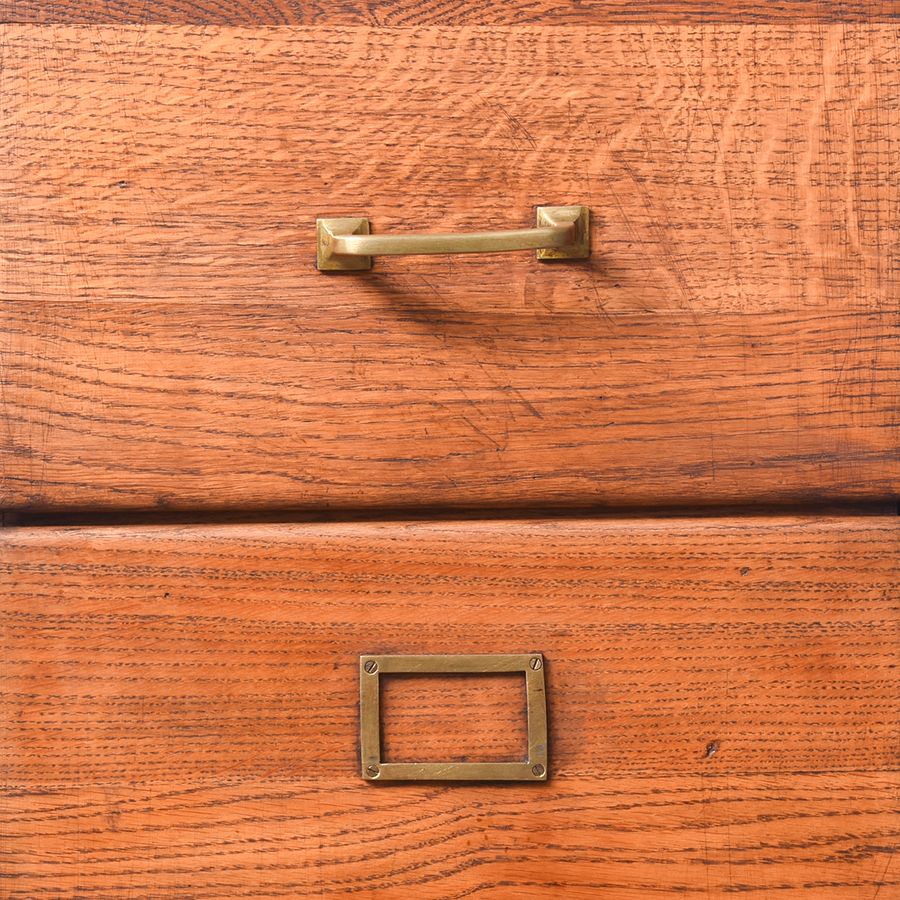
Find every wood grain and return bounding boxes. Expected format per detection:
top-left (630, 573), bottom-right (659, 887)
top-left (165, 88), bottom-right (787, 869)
top-left (2, 25), bottom-right (899, 513)
top-left (3, 774), bottom-right (897, 898)
top-left (380, 672), bottom-right (530, 762)
top-left (2, 518), bottom-right (897, 896)
top-left (3, 0), bottom-right (899, 25)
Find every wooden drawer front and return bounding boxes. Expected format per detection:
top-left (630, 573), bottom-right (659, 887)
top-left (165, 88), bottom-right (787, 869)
top-left (3, 25), bottom-right (899, 513)
top-left (2, 2), bottom-right (896, 26)
top-left (3, 518), bottom-right (896, 897)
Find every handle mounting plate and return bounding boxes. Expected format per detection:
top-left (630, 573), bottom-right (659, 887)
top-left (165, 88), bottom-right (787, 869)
top-left (316, 217), bottom-right (372, 271)
top-left (535, 205), bottom-right (590, 260)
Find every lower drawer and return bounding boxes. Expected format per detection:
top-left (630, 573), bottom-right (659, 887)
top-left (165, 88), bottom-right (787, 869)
top-left (2, 518), bottom-right (897, 897)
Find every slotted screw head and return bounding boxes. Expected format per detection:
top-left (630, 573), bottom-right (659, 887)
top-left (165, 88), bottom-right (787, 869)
top-left (530, 657), bottom-right (543, 670)
top-left (364, 660), bottom-right (378, 674)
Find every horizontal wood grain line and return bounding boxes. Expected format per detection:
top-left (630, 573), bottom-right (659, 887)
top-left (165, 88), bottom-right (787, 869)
top-left (3, 0), bottom-right (899, 25)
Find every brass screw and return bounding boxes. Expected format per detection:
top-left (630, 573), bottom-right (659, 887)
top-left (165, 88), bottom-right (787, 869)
top-left (366, 765), bottom-right (379, 777)
top-left (364, 660), bottom-right (378, 674)
top-left (530, 657), bottom-right (543, 670)
top-left (532, 764), bottom-right (545, 777)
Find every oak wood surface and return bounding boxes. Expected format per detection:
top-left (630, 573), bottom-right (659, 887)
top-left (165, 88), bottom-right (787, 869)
top-left (2, 25), bottom-right (899, 513)
top-left (3, 0), bottom-right (899, 25)
top-left (2, 517), bottom-right (897, 896)
top-left (3, 773), bottom-right (897, 898)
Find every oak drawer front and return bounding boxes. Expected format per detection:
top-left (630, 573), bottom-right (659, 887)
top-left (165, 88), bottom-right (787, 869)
top-left (3, 518), bottom-right (896, 897)
top-left (3, 2), bottom-right (896, 26)
top-left (3, 25), bottom-right (899, 513)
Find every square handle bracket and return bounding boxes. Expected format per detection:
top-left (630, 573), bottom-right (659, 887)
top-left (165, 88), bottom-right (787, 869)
top-left (359, 653), bottom-right (548, 782)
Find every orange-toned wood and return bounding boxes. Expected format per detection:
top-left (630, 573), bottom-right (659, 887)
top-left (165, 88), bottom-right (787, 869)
top-left (2, 518), bottom-right (897, 896)
top-left (3, 0), bottom-right (899, 24)
top-left (380, 672), bottom-right (529, 762)
top-left (2, 25), bottom-right (899, 513)
top-left (3, 774), bottom-right (897, 898)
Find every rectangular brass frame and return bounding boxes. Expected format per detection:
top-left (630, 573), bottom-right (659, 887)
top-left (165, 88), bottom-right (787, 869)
top-left (359, 653), bottom-right (548, 782)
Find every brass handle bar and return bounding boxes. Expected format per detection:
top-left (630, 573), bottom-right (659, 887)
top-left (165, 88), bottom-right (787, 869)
top-left (335, 224), bottom-right (571, 257)
top-left (316, 205), bottom-right (589, 271)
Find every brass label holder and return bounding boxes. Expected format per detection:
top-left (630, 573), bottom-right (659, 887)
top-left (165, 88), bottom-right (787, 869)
top-left (359, 653), bottom-right (548, 782)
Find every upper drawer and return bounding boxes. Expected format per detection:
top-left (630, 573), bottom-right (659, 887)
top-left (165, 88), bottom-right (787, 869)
top-left (2, 25), bottom-right (898, 512)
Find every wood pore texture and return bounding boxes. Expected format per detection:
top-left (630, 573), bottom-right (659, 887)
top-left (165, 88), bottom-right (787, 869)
top-left (3, 1), bottom-right (900, 25)
top-left (2, 25), bottom-right (899, 513)
top-left (2, 518), bottom-right (898, 897)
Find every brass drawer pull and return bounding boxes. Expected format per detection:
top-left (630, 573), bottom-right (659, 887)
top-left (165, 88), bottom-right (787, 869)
top-left (359, 653), bottom-right (548, 782)
top-left (317, 206), bottom-right (589, 270)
